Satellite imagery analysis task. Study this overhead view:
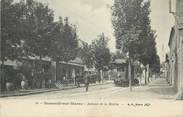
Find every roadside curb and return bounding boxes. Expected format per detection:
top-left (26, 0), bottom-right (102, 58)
top-left (0, 82), bottom-right (112, 98)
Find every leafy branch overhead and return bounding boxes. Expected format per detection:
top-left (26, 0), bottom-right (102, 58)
top-left (92, 33), bottom-right (111, 71)
top-left (1, 0), bottom-right (78, 64)
top-left (78, 43), bottom-right (95, 69)
top-left (49, 17), bottom-right (78, 62)
top-left (112, 0), bottom-right (160, 72)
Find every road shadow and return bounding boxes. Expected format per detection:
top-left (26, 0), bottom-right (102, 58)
top-left (146, 85), bottom-right (177, 95)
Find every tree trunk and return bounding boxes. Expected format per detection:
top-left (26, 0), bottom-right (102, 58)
top-left (0, 75), bottom-right (1, 91)
top-left (56, 60), bottom-right (59, 81)
top-left (108, 71), bottom-right (110, 80)
top-left (100, 70), bottom-right (103, 83)
top-left (145, 67), bottom-right (147, 85)
top-left (2, 60), bottom-right (4, 65)
top-left (1, 59), bottom-right (5, 91)
top-left (128, 59), bottom-right (132, 92)
top-left (39, 55), bottom-right (42, 88)
top-left (147, 64), bottom-right (150, 83)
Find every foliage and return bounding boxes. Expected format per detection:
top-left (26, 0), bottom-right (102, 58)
top-left (92, 33), bottom-right (111, 71)
top-left (1, 0), bottom-right (79, 86)
top-left (49, 17), bottom-right (78, 62)
top-left (77, 42), bottom-right (94, 69)
top-left (138, 3), bottom-right (160, 71)
top-left (111, 50), bottom-right (126, 61)
top-left (150, 54), bottom-right (160, 73)
top-left (112, 0), bottom-right (160, 71)
top-left (1, 0), bottom-right (78, 62)
top-left (60, 17), bottom-right (78, 62)
top-left (112, 0), bottom-right (144, 57)
top-left (22, 0), bottom-right (54, 59)
top-left (1, 0), bottom-right (25, 63)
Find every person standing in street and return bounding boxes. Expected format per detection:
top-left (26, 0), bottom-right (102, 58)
top-left (76, 74), bottom-right (80, 87)
top-left (85, 76), bottom-right (89, 92)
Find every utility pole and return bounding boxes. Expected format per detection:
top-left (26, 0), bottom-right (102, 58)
top-left (128, 58), bottom-right (132, 92)
top-left (127, 52), bottom-right (132, 92)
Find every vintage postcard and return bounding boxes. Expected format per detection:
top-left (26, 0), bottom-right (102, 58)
top-left (0, 0), bottom-right (183, 117)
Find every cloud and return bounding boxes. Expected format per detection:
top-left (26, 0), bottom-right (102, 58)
top-left (36, 0), bottom-right (116, 52)
top-left (80, 0), bottom-right (112, 10)
top-left (150, 0), bottom-right (174, 62)
top-left (16, 0), bottom-right (174, 58)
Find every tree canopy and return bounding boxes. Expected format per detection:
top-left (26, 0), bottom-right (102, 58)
top-left (49, 17), bottom-right (78, 62)
top-left (1, 0), bottom-right (26, 63)
top-left (22, 0), bottom-right (54, 59)
top-left (92, 33), bottom-right (111, 71)
top-left (1, 0), bottom-right (78, 63)
top-left (112, 0), bottom-right (160, 72)
top-left (77, 42), bottom-right (95, 69)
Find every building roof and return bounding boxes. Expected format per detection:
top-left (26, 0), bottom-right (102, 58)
top-left (84, 66), bottom-right (95, 72)
top-left (111, 59), bottom-right (127, 65)
top-left (69, 57), bottom-right (83, 64)
top-left (1, 57), bottom-right (85, 68)
top-left (0, 60), bottom-right (17, 66)
top-left (27, 56), bottom-right (51, 61)
top-left (60, 57), bottom-right (84, 67)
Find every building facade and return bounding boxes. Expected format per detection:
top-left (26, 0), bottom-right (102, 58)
top-left (169, 0), bottom-right (183, 99)
top-left (168, 27), bottom-right (178, 90)
top-left (0, 39), bottom-right (90, 91)
top-left (110, 59), bottom-right (128, 80)
top-left (56, 57), bottom-right (84, 85)
top-left (0, 57), bottom-right (85, 90)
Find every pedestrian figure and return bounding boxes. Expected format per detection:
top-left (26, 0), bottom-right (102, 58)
top-left (85, 77), bottom-right (89, 92)
top-left (20, 73), bottom-right (27, 90)
top-left (6, 82), bottom-right (14, 91)
top-left (76, 74), bottom-right (80, 87)
top-left (48, 79), bottom-right (52, 88)
top-left (30, 70), bottom-right (34, 88)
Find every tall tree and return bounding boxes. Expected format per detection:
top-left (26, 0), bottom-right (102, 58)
top-left (50, 17), bottom-right (78, 62)
top-left (77, 42), bottom-right (94, 70)
top-left (138, 2), bottom-right (160, 82)
top-left (111, 50), bottom-right (126, 61)
top-left (49, 17), bottom-right (64, 63)
top-left (150, 54), bottom-right (160, 74)
top-left (92, 33), bottom-right (111, 80)
top-left (1, 0), bottom-right (28, 90)
top-left (49, 17), bottom-right (78, 80)
top-left (1, 0), bottom-right (26, 64)
top-left (112, 0), bottom-right (159, 86)
top-left (112, 0), bottom-right (144, 59)
top-left (61, 17), bottom-right (78, 62)
top-left (112, 0), bottom-right (145, 90)
top-left (23, 0), bottom-right (54, 60)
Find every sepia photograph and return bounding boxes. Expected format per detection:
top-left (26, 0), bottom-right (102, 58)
top-left (0, 0), bottom-right (183, 117)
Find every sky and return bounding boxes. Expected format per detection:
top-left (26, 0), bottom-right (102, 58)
top-left (35, 0), bottom-right (175, 62)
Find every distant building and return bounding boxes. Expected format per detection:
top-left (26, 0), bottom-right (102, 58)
top-left (56, 57), bottom-right (85, 85)
top-left (0, 39), bottom-right (90, 90)
top-left (110, 59), bottom-right (128, 80)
